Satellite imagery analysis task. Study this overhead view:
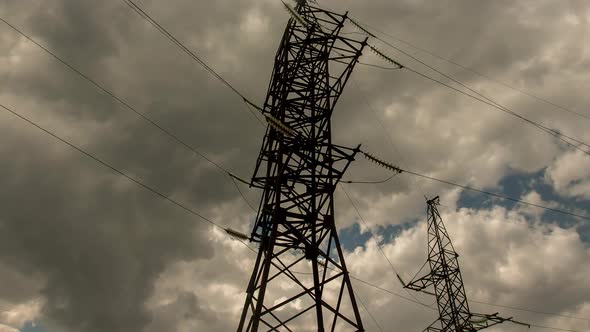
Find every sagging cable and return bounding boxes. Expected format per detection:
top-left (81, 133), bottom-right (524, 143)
top-left (362, 151), bottom-right (403, 174)
top-left (265, 114), bottom-right (295, 137)
top-left (367, 44), bottom-right (404, 69)
top-left (397, 274), bottom-right (436, 296)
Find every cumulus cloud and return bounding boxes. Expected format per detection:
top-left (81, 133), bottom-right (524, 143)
top-left (0, 0), bottom-right (589, 331)
top-left (546, 150), bottom-right (590, 200)
top-left (326, 206), bottom-right (590, 331)
top-left (0, 298), bottom-right (42, 330)
top-left (145, 205), bottom-right (590, 331)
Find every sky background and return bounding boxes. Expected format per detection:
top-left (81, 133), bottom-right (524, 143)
top-left (0, 0), bottom-right (589, 331)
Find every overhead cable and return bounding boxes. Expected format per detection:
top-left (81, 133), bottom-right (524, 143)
top-left (120, 0), bottom-right (265, 126)
top-left (0, 102), bottom-right (244, 237)
top-left (401, 64), bottom-right (590, 158)
top-left (351, 19), bottom-right (590, 157)
top-left (339, 184), bottom-right (430, 307)
top-left (356, 292), bottom-right (385, 332)
top-left (470, 300), bottom-right (590, 322)
top-left (359, 150), bottom-right (590, 221)
top-left (0, 15), bottom-right (257, 212)
top-left (350, 17), bottom-right (590, 122)
top-left (342, 174), bottom-right (397, 184)
top-left (351, 274), bottom-right (580, 332)
top-left (2, 100), bottom-right (581, 332)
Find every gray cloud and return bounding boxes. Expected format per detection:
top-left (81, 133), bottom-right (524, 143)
top-left (0, 0), bottom-right (589, 331)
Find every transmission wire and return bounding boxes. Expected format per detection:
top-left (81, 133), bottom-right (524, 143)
top-left (351, 20), bottom-right (590, 157)
top-left (120, 0), bottom-right (266, 126)
top-left (4, 7), bottom-right (585, 330)
top-left (342, 174), bottom-right (397, 184)
top-left (356, 291), bottom-right (385, 332)
top-left (351, 19), bottom-right (590, 147)
top-left (230, 175), bottom-right (257, 213)
top-left (349, 275), bottom-right (437, 310)
top-left (399, 60), bottom-right (590, 153)
top-left (470, 300), bottom-right (590, 322)
top-left (339, 184), bottom-right (432, 308)
top-left (528, 324), bottom-right (579, 332)
top-left (361, 151), bottom-right (590, 221)
top-left (358, 61), bottom-right (403, 70)
top-left (4, 99), bottom-right (580, 332)
top-left (399, 65), bottom-right (590, 158)
top-left (0, 102), bottom-right (225, 230)
top-left (400, 167), bottom-right (590, 221)
top-left (0, 15), bottom-right (259, 212)
top-left (351, 274), bottom-right (581, 332)
top-left (350, 17), bottom-right (590, 122)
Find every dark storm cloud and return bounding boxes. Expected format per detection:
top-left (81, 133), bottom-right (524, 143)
top-left (0, 119), bottom-right (220, 332)
top-left (1, 0), bottom-right (589, 331)
top-left (0, 0), bottom-right (268, 330)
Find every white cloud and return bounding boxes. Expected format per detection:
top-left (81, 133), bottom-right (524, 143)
top-left (1, 0), bottom-right (590, 331)
top-left (546, 150), bottom-right (590, 199)
top-left (142, 203), bottom-right (590, 331)
top-left (0, 325), bottom-right (19, 332)
top-left (0, 299), bottom-right (43, 331)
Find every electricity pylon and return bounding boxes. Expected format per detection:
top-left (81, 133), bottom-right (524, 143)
top-left (237, 1), bottom-right (367, 331)
top-left (404, 196), bottom-right (526, 331)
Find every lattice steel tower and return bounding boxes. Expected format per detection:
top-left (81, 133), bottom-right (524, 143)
top-left (405, 197), bottom-right (520, 331)
top-left (237, 1), bottom-right (366, 331)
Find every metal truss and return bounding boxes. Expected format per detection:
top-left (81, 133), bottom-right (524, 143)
top-left (237, 1), bottom-right (367, 331)
top-left (405, 196), bottom-right (521, 332)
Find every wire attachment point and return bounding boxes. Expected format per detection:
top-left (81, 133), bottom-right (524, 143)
top-left (362, 150), bottom-right (403, 174)
top-left (348, 18), bottom-right (377, 38)
top-left (225, 228), bottom-right (250, 241)
top-left (265, 114), bottom-right (295, 137)
top-left (367, 44), bottom-right (404, 69)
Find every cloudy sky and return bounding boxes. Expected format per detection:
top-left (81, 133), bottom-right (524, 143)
top-left (0, 0), bottom-right (589, 331)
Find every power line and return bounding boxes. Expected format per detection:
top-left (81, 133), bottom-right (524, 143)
top-left (350, 66), bottom-right (590, 322)
top-left (356, 292), bottom-right (385, 332)
top-left (119, 0), bottom-right (266, 126)
top-left (229, 174), bottom-right (258, 213)
top-left (348, 75), bottom-right (431, 200)
top-left (350, 20), bottom-right (590, 157)
top-left (361, 150), bottom-right (590, 221)
top-left (400, 63), bottom-right (590, 157)
top-left (342, 174), bottom-right (397, 184)
top-left (339, 183), bottom-right (401, 278)
top-left (353, 263), bottom-right (587, 330)
top-left (470, 300), bottom-right (590, 322)
top-left (4, 100), bottom-right (576, 330)
top-left (351, 274), bottom-right (581, 332)
top-left (0, 102), bottom-right (226, 230)
top-left (339, 184), bottom-right (431, 308)
top-left (349, 275), bottom-right (435, 310)
top-left (342, 74), bottom-right (590, 327)
top-left (349, 18), bottom-right (590, 122)
top-left (0, 16), bottom-right (227, 172)
top-left (0, 15), bottom-right (258, 211)
top-left (358, 61), bottom-right (403, 70)
top-left (4, 6), bottom-right (585, 331)
top-left (529, 324), bottom-right (580, 332)
top-left (398, 63), bottom-right (590, 158)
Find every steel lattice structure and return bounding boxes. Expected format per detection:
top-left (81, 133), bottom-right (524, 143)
top-left (405, 196), bottom-right (517, 332)
top-left (237, 1), bottom-right (367, 331)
